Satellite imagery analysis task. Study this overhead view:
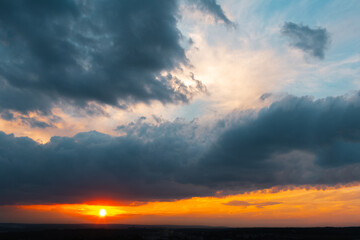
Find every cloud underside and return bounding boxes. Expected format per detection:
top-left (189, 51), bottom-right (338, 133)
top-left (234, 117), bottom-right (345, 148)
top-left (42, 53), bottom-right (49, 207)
top-left (282, 22), bottom-right (330, 59)
top-left (2, 91), bottom-right (360, 205)
top-left (0, 0), bottom-right (231, 118)
top-left (0, 0), bottom-right (199, 116)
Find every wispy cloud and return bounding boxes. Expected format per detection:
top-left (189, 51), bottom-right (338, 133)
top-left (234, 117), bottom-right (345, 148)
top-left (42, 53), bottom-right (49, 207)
top-left (223, 200), bottom-right (282, 208)
top-left (189, 0), bottom-right (234, 26)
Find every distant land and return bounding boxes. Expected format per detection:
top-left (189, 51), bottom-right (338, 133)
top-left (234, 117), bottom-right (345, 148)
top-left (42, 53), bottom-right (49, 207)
top-left (1, 224), bottom-right (360, 240)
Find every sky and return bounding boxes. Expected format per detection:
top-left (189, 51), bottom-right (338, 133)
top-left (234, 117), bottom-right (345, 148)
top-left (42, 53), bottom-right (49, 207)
top-left (1, 0), bottom-right (360, 227)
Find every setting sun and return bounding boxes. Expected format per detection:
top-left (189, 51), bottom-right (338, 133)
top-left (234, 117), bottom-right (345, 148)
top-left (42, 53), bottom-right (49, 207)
top-left (99, 209), bottom-right (107, 217)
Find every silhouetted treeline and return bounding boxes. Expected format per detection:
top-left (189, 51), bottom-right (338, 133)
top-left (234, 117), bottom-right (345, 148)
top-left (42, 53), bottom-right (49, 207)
top-left (1, 224), bottom-right (360, 240)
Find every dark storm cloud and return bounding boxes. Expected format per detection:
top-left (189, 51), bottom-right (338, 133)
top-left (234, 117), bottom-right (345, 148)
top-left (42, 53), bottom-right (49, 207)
top-left (185, 92), bottom-right (360, 190)
top-left (0, 0), bottom-right (203, 116)
top-left (0, 119), bottom-right (214, 205)
top-left (3, 92), bottom-right (360, 205)
top-left (282, 22), bottom-right (330, 59)
top-left (189, 0), bottom-right (233, 25)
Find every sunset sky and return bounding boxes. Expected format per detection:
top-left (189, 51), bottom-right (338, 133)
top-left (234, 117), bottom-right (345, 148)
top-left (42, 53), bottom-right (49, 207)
top-left (1, 0), bottom-right (360, 227)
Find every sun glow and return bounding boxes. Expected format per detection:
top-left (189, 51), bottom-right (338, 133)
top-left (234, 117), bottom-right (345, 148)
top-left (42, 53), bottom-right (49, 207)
top-left (99, 209), bottom-right (107, 217)
top-left (17, 184), bottom-right (360, 226)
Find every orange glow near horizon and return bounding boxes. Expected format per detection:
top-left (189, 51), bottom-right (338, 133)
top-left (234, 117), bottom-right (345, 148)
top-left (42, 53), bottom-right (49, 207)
top-left (13, 183), bottom-right (360, 227)
top-left (20, 204), bottom-right (125, 218)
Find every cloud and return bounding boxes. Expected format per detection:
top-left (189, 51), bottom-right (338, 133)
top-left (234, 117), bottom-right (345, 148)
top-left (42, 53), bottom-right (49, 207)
top-left (0, 111), bottom-right (14, 121)
top-left (188, 0), bottom-right (234, 25)
top-left (0, 0), bottom-right (204, 117)
top-left (0, 112), bottom-right (54, 128)
top-left (223, 201), bottom-right (282, 208)
top-left (20, 117), bottom-right (53, 129)
top-left (0, 119), bottom-right (213, 205)
top-left (3, 92), bottom-right (360, 205)
top-left (282, 22), bottom-right (330, 59)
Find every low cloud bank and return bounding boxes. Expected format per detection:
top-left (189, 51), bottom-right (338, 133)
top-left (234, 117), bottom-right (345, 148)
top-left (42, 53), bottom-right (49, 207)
top-left (2, 91), bottom-right (360, 204)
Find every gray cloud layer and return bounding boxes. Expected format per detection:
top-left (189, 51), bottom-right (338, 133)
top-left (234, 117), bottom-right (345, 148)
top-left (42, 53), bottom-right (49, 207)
top-left (2, 91), bottom-right (360, 205)
top-left (282, 22), bottom-right (330, 59)
top-left (0, 0), bottom-right (206, 116)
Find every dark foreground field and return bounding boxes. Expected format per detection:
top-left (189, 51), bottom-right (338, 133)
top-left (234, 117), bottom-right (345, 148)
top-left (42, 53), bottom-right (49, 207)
top-left (1, 224), bottom-right (360, 240)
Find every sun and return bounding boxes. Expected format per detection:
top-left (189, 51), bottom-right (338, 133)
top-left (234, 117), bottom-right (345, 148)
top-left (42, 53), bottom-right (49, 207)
top-left (99, 209), bottom-right (107, 217)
